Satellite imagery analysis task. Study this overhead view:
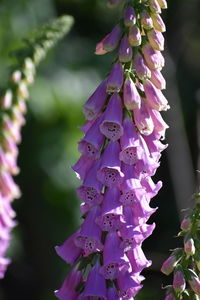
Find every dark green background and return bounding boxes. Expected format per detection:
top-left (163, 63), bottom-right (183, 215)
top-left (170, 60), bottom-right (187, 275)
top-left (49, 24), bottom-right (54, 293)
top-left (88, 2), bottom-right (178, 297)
top-left (0, 0), bottom-right (199, 299)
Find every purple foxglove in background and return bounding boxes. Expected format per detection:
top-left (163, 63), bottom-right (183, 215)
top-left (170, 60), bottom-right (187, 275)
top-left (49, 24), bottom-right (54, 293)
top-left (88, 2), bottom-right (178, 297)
top-left (133, 53), bottom-right (151, 80)
top-left (124, 6), bottom-right (136, 27)
top-left (100, 93), bottom-right (123, 141)
top-left (128, 25), bottom-right (141, 47)
top-left (97, 141), bottom-right (124, 187)
top-left (123, 77), bottom-right (141, 110)
top-left (141, 11), bottom-right (153, 30)
top-left (119, 36), bottom-right (133, 63)
top-left (107, 62), bottom-right (124, 93)
top-left (83, 79), bottom-right (107, 120)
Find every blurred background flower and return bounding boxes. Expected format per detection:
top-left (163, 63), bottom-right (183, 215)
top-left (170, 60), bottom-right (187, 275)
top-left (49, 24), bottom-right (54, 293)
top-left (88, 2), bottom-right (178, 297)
top-left (0, 0), bottom-right (199, 299)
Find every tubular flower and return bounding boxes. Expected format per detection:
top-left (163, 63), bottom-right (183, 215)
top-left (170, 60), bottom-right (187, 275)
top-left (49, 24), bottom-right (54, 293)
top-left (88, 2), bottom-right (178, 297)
top-left (161, 193), bottom-right (200, 299)
top-left (56, 1), bottom-right (168, 298)
top-left (0, 15), bottom-right (74, 278)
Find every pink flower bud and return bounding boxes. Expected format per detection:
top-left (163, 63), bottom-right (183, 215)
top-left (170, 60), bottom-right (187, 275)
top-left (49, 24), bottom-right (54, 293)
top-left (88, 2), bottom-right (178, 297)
top-left (147, 29), bottom-right (164, 51)
top-left (173, 270), bottom-right (186, 293)
top-left (141, 11), bottom-right (153, 30)
top-left (184, 237), bottom-right (195, 256)
top-left (143, 79), bottom-right (169, 111)
top-left (128, 25), bottom-right (141, 47)
top-left (142, 43), bottom-right (165, 70)
top-left (165, 293), bottom-right (176, 300)
top-left (124, 6), bottom-right (136, 27)
top-left (123, 77), bottom-right (141, 110)
top-left (1, 90), bottom-right (12, 109)
top-left (189, 274), bottom-right (200, 296)
top-left (119, 36), bottom-right (133, 62)
top-left (161, 255), bottom-right (180, 275)
top-left (133, 53), bottom-right (151, 80)
top-left (157, 0), bottom-right (168, 9)
top-left (150, 69), bottom-right (166, 90)
top-left (151, 13), bottom-right (166, 32)
top-left (149, 0), bottom-right (161, 14)
top-left (180, 217), bottom-right (191, 231)
top-left (107, 62), bottom-right (124, 93)
top-left (95, 25), bottom-right (122, 55)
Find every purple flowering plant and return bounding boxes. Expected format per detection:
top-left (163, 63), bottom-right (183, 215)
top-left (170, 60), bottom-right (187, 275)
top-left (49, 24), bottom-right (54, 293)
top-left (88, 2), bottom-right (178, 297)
top-left (55, 0), bottom-right (171, 299)
top-left (0, 15), bottom-right (74, 279)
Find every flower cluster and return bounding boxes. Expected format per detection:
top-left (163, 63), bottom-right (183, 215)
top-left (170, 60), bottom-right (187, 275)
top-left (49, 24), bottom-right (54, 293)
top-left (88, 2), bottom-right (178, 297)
top-left (56, 0), bottom-right (168, 299)
top-left (161, 193), bottom-right (200, 300)
top-left (0, 15), bottom-right (74, 278)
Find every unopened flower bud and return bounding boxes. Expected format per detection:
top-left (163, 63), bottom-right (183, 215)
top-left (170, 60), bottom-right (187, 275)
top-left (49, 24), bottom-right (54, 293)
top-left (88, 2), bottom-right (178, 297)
top-left (161, 251), bottom-right (182, 275)
top-left (184, 237), bottom-right (195, 256)
top-left (123, 77), bottom-right (141, 110)
top-left (96, 25), bottom-right (122, 55)
top-left (165, 294), bottom-right (176, 300)
top-left (17, 81), bottom-right (29, 100)
top-left (180, 217), bottom-right (191, 231)
top-left (188, 270), bottom-right (200, 296)
top-left (195, 253), bottom-right (200, 271)
top-left (173, 270), bottom-right (186, 293)
top-left (157, 0), bottom-right (168, 9)
top-left (124, 6), bottom-right (136, 27)
top-left (151, 13), bottom-right (166, 32)
top-left (11, 70), bottom-right (22, 83)
top-left (1, 90), bottom-right (12, 109)
top-left (107, 62), bottom-right (124, 93)
top-left (133, 53), bottom-right (151, 80)
top-left (141, 11), bottom-right (153, 30)
top-left (119, 36), bottom-right (133, 62)
top-left (147, 29), bottom-right (164, 51)
top-left (128, 25), bottom-right (141, 47)
top-left (149, 0), bottom-right (161, 14)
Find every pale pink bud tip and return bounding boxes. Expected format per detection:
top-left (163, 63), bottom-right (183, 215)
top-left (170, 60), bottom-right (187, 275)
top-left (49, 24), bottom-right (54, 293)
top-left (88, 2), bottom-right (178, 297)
top-left (161, 255), bottom-right (179, 275)
top-left (184, 237), bottom-right (195, 256)
top-left (173, 270), bottom-right (186, 293)
top-left (180, 217), bottom-right (191, 231)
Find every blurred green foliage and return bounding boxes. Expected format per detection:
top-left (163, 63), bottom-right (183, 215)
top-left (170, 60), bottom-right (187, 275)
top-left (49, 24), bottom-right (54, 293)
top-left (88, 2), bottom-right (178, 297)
top-left (0, 0), bottom-right (199, 299)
